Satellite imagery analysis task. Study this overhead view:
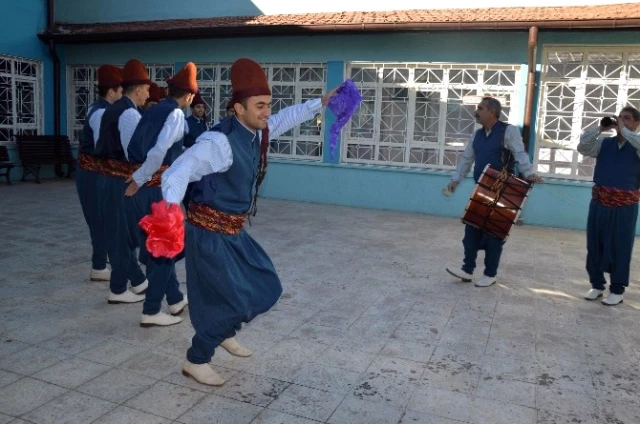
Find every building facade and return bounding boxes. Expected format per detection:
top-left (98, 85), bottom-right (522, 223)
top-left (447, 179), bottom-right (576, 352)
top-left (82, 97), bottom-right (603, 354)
top-left (2, 1), bottom-right (640, 232)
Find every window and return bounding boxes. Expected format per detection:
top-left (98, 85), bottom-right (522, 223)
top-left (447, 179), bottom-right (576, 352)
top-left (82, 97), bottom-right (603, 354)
top-left (66, 64), bottom-right (174, 144)
top-left (195, 62), bottom-right (326, 160)
top-left (0, 55), bottom-right (43, 142)
top-left (344, 62), bottom-right (521, 169)
top-left (535, 46), bottom-right (640, 180)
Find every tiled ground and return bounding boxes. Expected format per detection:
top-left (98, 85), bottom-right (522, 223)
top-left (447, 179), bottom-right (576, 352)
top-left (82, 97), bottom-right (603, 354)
top-left (1, 179), bottom-right (640, 424)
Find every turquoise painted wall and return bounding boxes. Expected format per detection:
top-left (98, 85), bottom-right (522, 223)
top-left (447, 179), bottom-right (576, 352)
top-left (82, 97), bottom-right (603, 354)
top-left (57, 30), bottom-right (640, 233)
top-left (1, 0), bottom-right (59, 181)
top-left (56, 0), bottom-right (264, 23)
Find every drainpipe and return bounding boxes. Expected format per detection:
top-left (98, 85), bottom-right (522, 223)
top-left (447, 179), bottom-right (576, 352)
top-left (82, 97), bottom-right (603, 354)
top-left (47, 0), bottom-right (63, 176)
top-left (522, 26), bottom-right (538, 153)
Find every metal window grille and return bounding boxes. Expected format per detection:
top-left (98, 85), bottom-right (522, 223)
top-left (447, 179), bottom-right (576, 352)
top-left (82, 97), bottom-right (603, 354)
top-left (66, 64), bottom-right (174, 144)
top-left (344, 62), bottom-right (521, 169)
top-left (535, 46), bottom-right (640, 180)
top-left (0, 55), bottom-right (43, 143)
top-left (194, 62), bottom-right (326, 160)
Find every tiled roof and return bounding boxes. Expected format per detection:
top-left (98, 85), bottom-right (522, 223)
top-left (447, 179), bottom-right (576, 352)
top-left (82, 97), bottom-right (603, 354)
top-left (46, 3), bottom-right (640, 42)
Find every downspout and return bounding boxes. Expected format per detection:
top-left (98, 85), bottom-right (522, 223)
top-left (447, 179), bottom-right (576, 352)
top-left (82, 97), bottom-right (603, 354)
top-left (47, 0), bottom-right (63, 176)
top-left (522, 26), bottom-right (538, 153)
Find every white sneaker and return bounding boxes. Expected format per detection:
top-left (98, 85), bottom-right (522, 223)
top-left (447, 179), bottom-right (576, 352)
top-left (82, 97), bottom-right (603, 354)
top-left (108, 290), bottom-right (145, 304)
top-left (602, 293), bottom-right (624, 306)
top-left (131, 279), bottom-right (148, 295)
top-left (182, 360), bottom-right (225, 386)
top-left (220, 337), bottom-right (252, 357)
top-left (140, 311), bottom-right (183, 327)
top-left (584, 289), bottom-right (604, 301)
top-left (90, 268), bottom-right (110, 282)
top-left (446, 267), bottom-right (473, 282)
top-left (475, 275), bottom-right (497, 287)
top-left (168, 299), bottom-right (188, 316)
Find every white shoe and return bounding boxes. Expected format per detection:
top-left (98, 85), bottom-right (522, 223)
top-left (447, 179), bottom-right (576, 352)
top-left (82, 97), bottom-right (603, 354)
top-left (140, 311), bottom-right (183, 327)
top-left (182, 360), bottom-right (225, 386)
top-left (90, 268), bottom-right (110, 282)
top-left (584, 289), bottom-right (604, 301)
top-left (220, 337), bottom-right (252, 357)
top-left (131, 279), bottom-right (148, 295)
top-left (446, 267), bottom-right (473, 282)
top-left (168, 299), bottom-right (188, 316)
top-left (602, 293), bottom-right (624, 306)
top-left (108, 290), bottom-right (145, 304)
top-left (475, 275), bottom-right (497, 287)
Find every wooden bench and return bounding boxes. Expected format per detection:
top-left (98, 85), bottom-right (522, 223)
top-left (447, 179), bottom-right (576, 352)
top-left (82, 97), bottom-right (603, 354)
top-left (0, 145), bottom-right (16, 185)
top-left (15, 135), bottom-right (75, 183)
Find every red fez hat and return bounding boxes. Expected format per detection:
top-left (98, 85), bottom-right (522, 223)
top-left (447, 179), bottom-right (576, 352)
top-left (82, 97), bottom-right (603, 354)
top-left (166, 62), bottom-right (198, 94)
top-left (121, 59), bottom-right (151, 88)
top-left (190, 91), bottom-right (206, 108)
top-left (147, 83), bottom-right (166, 104)
top-left (230, 58), bottom-right (271, 104)
top-left (97, 65), bottom-right (122, 88)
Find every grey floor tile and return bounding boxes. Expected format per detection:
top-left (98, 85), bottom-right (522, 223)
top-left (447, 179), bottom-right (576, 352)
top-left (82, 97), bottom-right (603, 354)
top-left (214, 372), bottom-right (289, 407)
top-left (31, 357), bottom-right (110, 389)
top-left (119, 352), bottom-right (183, 380)
top-left (406, 386), bottom-right (473, 423)
top-left (125, 381), bottom-right (206, 420)
top-left (250, 409), bottom-right (321, 424)
top-left (77, 368), bottom-right (157, 403)
top-left (470, 397), bottom-right (536, 424)
top-left (293, 363), bottom-right (361, 394)
top-left (328, 396), bottom-right (403, 424)
top-left (177, 394), bottom-right (263, 424)
top-left (0, 346), bottom-right (68, 376)
top-left (92, 406), bottom-right (172, 424)
top-left (0, 377), bottom-right (67, 417)
top-left (21, 391), bottom-right (116, 424)
top-left (36, 331), bottom-right (105, 356)
top-left (268, 384), bottom-right (344, 421)
top-left (77, 340), bottom-right (147, 366)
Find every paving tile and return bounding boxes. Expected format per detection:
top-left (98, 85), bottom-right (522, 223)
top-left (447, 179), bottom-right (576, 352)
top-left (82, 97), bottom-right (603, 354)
top-left (22, 391), bottom-right (116, 424)
top-left (125, 381), bottom-right (206, 420)
top-left (177, 394), bottom-right (263, 424)
top-left (31, 357), bottom-right (110, 388)
top-left (0, 377), bottom-right (67, 417)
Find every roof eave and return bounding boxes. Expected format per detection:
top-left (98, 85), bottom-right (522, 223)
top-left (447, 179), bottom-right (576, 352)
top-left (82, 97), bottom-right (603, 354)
top-left (38, 19), bottom-right (640, 45)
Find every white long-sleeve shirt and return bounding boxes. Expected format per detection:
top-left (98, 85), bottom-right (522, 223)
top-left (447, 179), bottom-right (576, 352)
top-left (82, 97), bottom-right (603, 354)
top-left (132, 109), bottom-right (187, 186)
top-left (118, 108), bottom-right (142, 160)
top-left (577, 126), bottom-right (640, 159)
top-left (451, 124), bottom-right (534, 182)
top-left (88, 108), bottom-right (105, 146)
top-left (162, 98), bottom-right (323, 204)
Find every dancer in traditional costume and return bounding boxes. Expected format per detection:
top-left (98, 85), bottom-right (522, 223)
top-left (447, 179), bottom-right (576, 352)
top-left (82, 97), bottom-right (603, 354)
top-left (151, 57), bottom-right (343, 385)
top-left (580, 107), bottom-right (640, 306)
top-left (94, 59), bottom-right (150, 304)
top-left (76, 64), bottom-right (122, 282)
top-left (124, 63), bottom-right (198, 326)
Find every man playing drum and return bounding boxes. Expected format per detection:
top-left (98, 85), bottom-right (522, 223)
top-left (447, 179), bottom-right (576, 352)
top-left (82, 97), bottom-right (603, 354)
top-left (445, 97), bottom-right (544, 287)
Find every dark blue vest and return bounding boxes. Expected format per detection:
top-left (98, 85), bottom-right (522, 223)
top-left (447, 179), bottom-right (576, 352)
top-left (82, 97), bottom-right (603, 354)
top-left (190, 117), bottom-right (260, 215)
top-left (79, 98), bottom-right (110, 155)
top-left (184, 115), bottom-right (208, 148)
top-left (593, 136), bottom-right (640, 190)
top-left (472, 120), bottom-right (514, 182)
top-left (94, 96), bottom-right (137, 160)
top-left (127, 97), bottom-right (184, 166)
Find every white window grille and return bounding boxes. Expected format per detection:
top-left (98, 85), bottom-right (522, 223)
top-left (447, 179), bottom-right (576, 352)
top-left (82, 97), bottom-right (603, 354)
top-left (0, 55), bottom-right (43, 143)
top-left (66, 63), bottom-right (174, 144)
top-left (535, 46), bottom-right (640, 180)
top-left (195, 62), bottom-right (326, 160)
top-left (344, 62), bottom-right (521, 169)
